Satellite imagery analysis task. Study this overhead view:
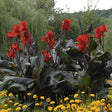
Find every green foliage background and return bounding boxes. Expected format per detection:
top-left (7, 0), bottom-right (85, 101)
top-left (0, 0), bottom-right (54, 52)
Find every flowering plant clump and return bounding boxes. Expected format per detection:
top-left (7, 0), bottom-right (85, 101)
top-left (0, 17), bottom-right (112, 111)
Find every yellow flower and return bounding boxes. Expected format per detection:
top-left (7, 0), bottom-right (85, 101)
top-left (7, 108), bottom-right (12, 112)
top-left (60, 99), bottom-right (63, 103)
top-left (8, 100), bottom-right (12, 103)
top-left (27, 93), bottom-right (31, 96)
top-left (81, 91), bottom-right (85, 94)
top-left (35, 103), bottom-right (39, 106)
top-left (50, 101), bottom-right (55, 105)
top-left (101, 99), bottom-right (105, 102)
top-left (64, 97), bottom-right (69, 101)
top-left (109, 108), bottom-right (112, 111)
top-left (8, 93), bottom-right (13, 97)
top-left (74, 94), bottom-right (78, 98)
top-left (61, 106), bottom-right (66, 111)
top-left (40, 96), bottom-right (45, 100)
top-left (46, 98), bottom-right (51, 103)
top-left (3, 104), bottom-right (8, 107)
top-left (14, 102), bottom-right (19, 106)
top-left (75, 99), bottom-right (81, 103)
top-left (47, 106), bottom-right (53, 111)
top-left (54, 107), bottom-right (58, 112)
top-left (22, 105), bottom-right (27, 109)
top-left (90, 94), bottom-right (95, 97)
top-left (18, 104), bottom-right (22, 107)
top-left (33, 94), bottom-right (37, 99)
top-left (70, 99), bottom-right (75, 103)
top-left (16, 107), bottom-right (21, 111)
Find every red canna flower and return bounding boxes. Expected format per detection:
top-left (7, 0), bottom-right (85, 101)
top-left (20, 21), bottom-right (28, 32)
top-left (41, 36), bottom-right (46, 42)
top-left (76, 34), bottom-right (90, 51)
top-left (7, 31), bottom-right (15, 38)
top-left (42, 50), bottom-right (50, 62)
top-left (11, 43), bottom-right (21, 51)
top-left (8, 48), bottom-right (15, 59)
top-left (94, 24), bottom-right (107, 40)
top-left (41, 30), bottom-right (55, 49)
top-left (61, 18), bottom-right (72, 31)
top-left (13, 24), bottom-right (22, 37)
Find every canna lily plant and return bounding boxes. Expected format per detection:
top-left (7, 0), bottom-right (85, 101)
top-left (0, 18), bottom-right (112, 109)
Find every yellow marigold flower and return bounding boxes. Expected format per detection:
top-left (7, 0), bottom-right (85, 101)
top-left (53, 107), bottom-right (58, 112)
top-left (7, 108), bottom-right (12, 112)
top-left (81, 91), bottom-right (85, 94)
top-left (107, 103), bottom-right (110, 108)
top-left (46, 98), bottom-right (51, 103)
top-left (70, 99), bottom-right (75, 103)
top-left (50, 101), bottom-right (55, 105)
top-left (35, 103), bottom-right (39, 106)
top-left (90, 94), bottom-right (95, 97)
top-left (47, 106), bottom-right (53, 111)
top-left (64, 97), bottom-right (69, 101)
top-left (101, 99), bottom-right (105, 102)
top-left (33, 94), bottom-right (37, 99)
top-left (60, 99), bottom-right (63, 103)
top-left (107, 80), bottom-right (111, 83)
top-left (27, 93), bottom-right (31, 96)
top-left (14, 102), bottom-right (19, 106)
top-left (22, 105), bottom-right (27, 109)
top-left (8, 100), bottom-right (12, 103)
top-left (74, 94), bottom-right (78, 98)
top-left (61, 106), bottom-right (66, 111)
top-left (67, 104), bottom-right (70, 109)
top-left (18, 104), bottom-right (22, 107)
top-left (16, 107), bottom-right (21, 111)
top-left (103, 106), bottom-right (107, 110)
top-left (75, 99), bottom-right (81, 103)
top-left (71, 103), bottom-right (76, 108)
top-left (1, 101), bottom-right (5, 104)
top-left (90, 106), bottom-right (97, 111)
top-left (8, 93), bottom-right (13, 97)
top-left (109, 108), bottom-right (112, 111)
top-left (3, 104), bottom-right (8, 107)
top-left (40, 96), bottom-right (45, 100)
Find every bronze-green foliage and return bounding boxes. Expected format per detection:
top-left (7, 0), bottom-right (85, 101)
top-left (0, 0), bottom-right (54, 52)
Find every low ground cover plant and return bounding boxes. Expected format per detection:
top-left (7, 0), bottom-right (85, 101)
top-left (0, 18), bottom-right (112, 111)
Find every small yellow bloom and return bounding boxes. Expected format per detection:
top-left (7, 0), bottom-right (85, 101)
top-left (54, 107), bottom-right (58, 112)
top-left (35, 103), bottom-right (39, 106)
top-left (27, 93), bottom-right (31, 96)
top-left (40, 96), bottom-right (45, 100)
top-left (22, 105), bottom-right (27, 109)
top-left (81, 91), bottom-right (85, 94)
top-left (39, 102), bottom-right (43, 106)
top-left (3, 104), bottom-right (8, 107)
top-left (33, 94), bottom-right (37, 99)
top-left (64, 97), bottom-right (69, 101)
top-left (8, 93), bottom-right (13, 97)
top-left (70, 99), bottom-right (75, 103)
top-left (61, 106), bottom-right (66, 111)
top-left (8, 100), bottom-right (12, 103)
top-left (74, 94), bottom-right (78, 98)
top-left (101, 99), bottom-right (105, 102)
top-left (18, 104), bottom-right (22, 107)
top-left (46, 98), bottom-right (51, 103)
top-left (48, 106), bottom-right (53, 111)
top-left (50, 101), bottom-right (55, 105)
top-left (14, 102), bottom-right (19, 106)
top-left (16, 107), bottom-right (21, 111)
top-left (90, 94), bottom-right (95, 97)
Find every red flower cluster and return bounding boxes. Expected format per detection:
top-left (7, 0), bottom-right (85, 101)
top-left (41, 30), bottom-right (55, 49)
top-left (42, 50), bottom-right (50, 62)
top-left (94, 24), bottom-right (107, 40)
top-left (7, 21), bottom-right (33, 59)
top-left (76, 34), bottom-right (90, 51)
top-left (7, 21), bottom-right (33, 45)
top-left (61, 18), bottom-right (72, 31)
top-left (8, 43), bottom-right (21, 59)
